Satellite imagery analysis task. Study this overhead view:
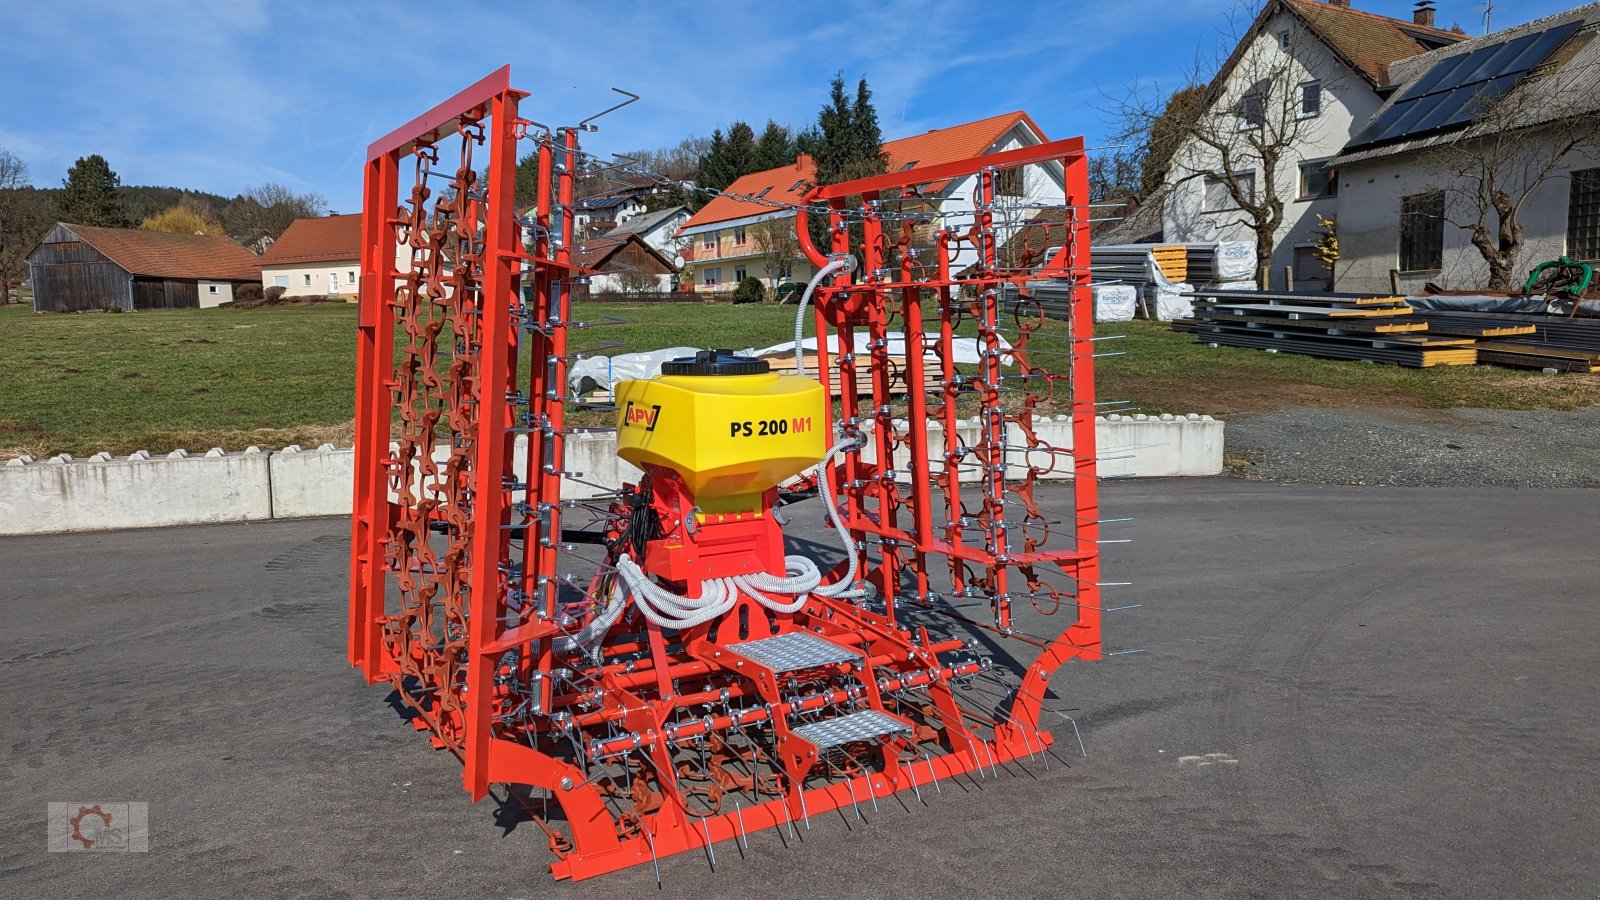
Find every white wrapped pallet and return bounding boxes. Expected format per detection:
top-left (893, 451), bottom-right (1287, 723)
top-left (1151, 287), bottom-right (1194, 321)
top-left (1212, 241), bottom-right (1256, 282)
top-left (1092, 284), bottom-right (1138, 322)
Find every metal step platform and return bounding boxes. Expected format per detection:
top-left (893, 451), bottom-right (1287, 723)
top-left (790, 709), bottom-right (912, 749)
top-left (725, 631), bottom-right (861, 673)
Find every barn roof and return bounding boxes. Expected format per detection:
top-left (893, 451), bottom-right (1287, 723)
top-left (51, 224), bottom-right (261, 281)
top-left (574, 232), bottom-right (677, 274)
top-left (258, 214), bottom-right (363, 266)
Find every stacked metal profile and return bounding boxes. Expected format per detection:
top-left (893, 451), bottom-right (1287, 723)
top-left (1090, 243), bottom-right (1187, 282)
top-left (1175, 289), bottom-right (1480, 367)
top-left (1410, 310), bottom-right (1600, 372)
top-left (348, 68), bottom-right (1109, 882)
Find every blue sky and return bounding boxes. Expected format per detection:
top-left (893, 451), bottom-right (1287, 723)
top-left (0, 0), bottom-right (1575, 213)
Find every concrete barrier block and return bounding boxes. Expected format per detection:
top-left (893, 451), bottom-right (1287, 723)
top-left (0, 451), bottom-right (273, 536)
top-left (268, 445), bottom-right (355, 519)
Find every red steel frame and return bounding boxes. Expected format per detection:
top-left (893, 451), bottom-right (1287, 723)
top-left (349, 69), bottom-right (1103, 882)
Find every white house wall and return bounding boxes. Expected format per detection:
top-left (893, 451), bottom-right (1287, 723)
top-left (262, 260), bottom-right (361, 298)
top-left (197, 280), bottom-right (234, 308)
top-left (942, 124), bottom-right (1065, 273)
top-left (1336, 128), bottom-right (1599, 294)
top-left (590, 272), bottom-right (673, 293)
top-left (1163, 8), bottom-right (1382, 287)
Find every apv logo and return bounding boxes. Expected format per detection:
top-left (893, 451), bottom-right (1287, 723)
top-left (623, 400), bottom-right (663, 432)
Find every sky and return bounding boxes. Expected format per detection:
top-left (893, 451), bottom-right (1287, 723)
top-left (0, 0), bottom-right (1578, 214)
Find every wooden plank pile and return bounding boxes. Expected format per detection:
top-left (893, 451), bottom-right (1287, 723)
top-left (1409, 310), bottom-right (1600, 373)
top-left (1174, 290), bottom-right (1481, 367)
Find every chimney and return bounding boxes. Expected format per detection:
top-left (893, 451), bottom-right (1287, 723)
top-left (1324, 0), bottom-right (1350, 8)
top-left (1413, 0), bottom-right (1436, 26)
top-left (795, 153), bottom-right (813, 172)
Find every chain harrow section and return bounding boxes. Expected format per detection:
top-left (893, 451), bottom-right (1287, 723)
top-left (349, 69), bottom-right (1104, 883)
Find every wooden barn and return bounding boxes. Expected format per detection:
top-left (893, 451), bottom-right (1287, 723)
top-left (27, 223), bottom-right (262, 312)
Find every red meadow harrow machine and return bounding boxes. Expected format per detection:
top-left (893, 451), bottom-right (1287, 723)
top-left (349, 67), bottom-right (1111, 881)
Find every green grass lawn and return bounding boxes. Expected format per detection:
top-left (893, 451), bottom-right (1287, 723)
top-left (1, 301), bottom-right (1594, 458)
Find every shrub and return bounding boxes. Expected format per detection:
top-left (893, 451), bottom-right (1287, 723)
top-left (235, 283), bottom-right (263, 303)
top-left (732, 276), bottom-right (765, 305)
top-left (263, 285), bottom-right (286, 303)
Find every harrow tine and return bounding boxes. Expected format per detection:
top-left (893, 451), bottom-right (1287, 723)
top-left (640, 823), bottom-right (662, 890)
top-left (845, 776), bottom-right (864, 824)
top-left (733, 798), bottom-right (750, 852)
top-left (697, 813), bottom-right (717, 871)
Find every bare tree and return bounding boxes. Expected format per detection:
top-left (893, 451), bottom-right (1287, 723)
top-left (614, 266), bottom-right (659, 295)
top-left (1425, 68), bottom-right (1600, 291)
top-left (0, 149), bottom-right (54, 304)
top-left (750, 217), bottom-right (798, 299)
top-left (221, 182), bottom-right (327, 253)
top-left (1116, 6), bottom-right (1338, 286)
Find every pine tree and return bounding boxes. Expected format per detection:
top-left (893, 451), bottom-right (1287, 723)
top-left (752, 121), bottom-right (796, 171)
top-left (812, 75), bottom-right (854, 185)
top-left (58, 155), bottom-right (130, 227)
top-left (811, 75), bottom-right (886, 186)
top-left (847, 79), bottom-right (887, 181)
top-left (694, 121), bottom-right (761, 199)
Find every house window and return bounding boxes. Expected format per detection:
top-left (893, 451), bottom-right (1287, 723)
top-left (733, 226), bottom-right (746, 245)
top-left (1567, 168), bottom-right (1600, 260)
top-left (302, 274), bottom-right (312, 287)
top-left (347, 270), bottom-right (357, 283)
top-left (995, 166), bottom-right (1024, 197)
top-left (1299, 160), bottom-right (1337, 199)
top-left (1203, 173), bottom-right (1254, 212)
top-left (1278, 29), bottom-right (1292, 52)
top-left (703, 266), bottom-right (722, 286)
top-left (701, 234), bottom-right (715, 249)
top-left (207, 285), bottom-right (218, 294)
top-left (273, 275), bottom-right (288, 288)
top-left (1238, 80), bottom-right (1267, 130)
top-left (1300, 81), bottom-right (1322, 118)
top-left (1399, 191), bottom-right (1445, 272)
top-left (899, 160), bottom-right (919, 172)
top-left (789, 179), bottom-right (807, 192)
top-left (734, 265), bottom-right (747, 283)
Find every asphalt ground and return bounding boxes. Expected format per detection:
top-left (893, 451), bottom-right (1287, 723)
top-left (3, 478), bottom-right (1598, 897)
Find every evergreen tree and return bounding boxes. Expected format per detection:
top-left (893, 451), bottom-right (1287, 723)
top-left (694, 121), bottom-right (760, 199)
top-left (812, 75), bottom-right (854, 185)
top-left (58, 154), bottom-right (130, 227)
top-left (752, 121), bottom-right (797, 171)
top-left (811, 75), bottom-right (887, 186)
top-left (847, 79), bottom-right (887, 181)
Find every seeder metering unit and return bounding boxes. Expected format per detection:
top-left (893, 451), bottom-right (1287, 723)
top-left (348, 67), bottom-right (1107, 881)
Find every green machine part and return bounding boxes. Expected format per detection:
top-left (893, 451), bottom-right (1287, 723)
top-left (1523, 256), bottom-right (1594, 299)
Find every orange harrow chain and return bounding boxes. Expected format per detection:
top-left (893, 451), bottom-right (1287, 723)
top-left (349, 68), bottom-right (1107, 882)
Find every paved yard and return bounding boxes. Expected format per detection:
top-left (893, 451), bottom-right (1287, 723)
top-left (3, 479), bottom-right (1597, 897)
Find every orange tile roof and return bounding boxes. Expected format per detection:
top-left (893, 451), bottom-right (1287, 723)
top-left (63, 224), bottom-right (261, 281)
top-left (1284, 0), bottom-right (1466, 85)
top-left (258, 213), bottom-right (363, 266)
top-left (681, 110), bottom-right (1046, 232)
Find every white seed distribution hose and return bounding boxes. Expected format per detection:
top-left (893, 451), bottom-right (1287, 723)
top-left (599, 255), bottom-right (869, 633)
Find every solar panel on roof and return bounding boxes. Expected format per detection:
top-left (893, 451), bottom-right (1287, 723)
top-left (1346, 19), bottom-right (1583, 150)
